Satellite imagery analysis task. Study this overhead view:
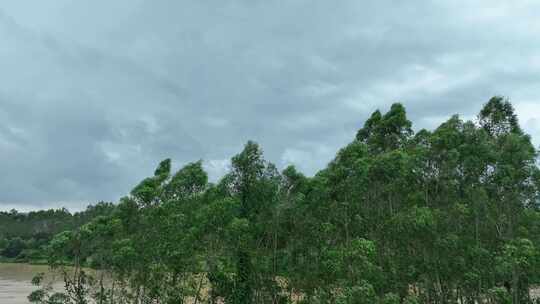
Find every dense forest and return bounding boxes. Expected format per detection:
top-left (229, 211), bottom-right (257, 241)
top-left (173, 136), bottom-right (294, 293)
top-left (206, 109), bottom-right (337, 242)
top-left (6, 97), bottom-right (540, 303)
top-left (0, 203), bottom-right (114, 262)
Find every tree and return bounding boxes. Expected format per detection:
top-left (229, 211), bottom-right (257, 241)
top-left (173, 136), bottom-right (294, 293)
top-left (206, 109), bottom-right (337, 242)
top-left (2, 237), bottom-right (26, 258)
top-left (357, 103), bottom-right (413, 153)
top-left (479, 96), bottom-right (522, 137)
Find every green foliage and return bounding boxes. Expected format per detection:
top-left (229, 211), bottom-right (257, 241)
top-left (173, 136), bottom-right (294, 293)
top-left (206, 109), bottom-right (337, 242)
top-left (356, 103), bottom-right (413, 152)
top-left (28, 272), bottom-right (69, 304)
top-left (2, 237), bottom-right (26, 258)
top-left (17, 97), bottom-right (540, 304)
top-left (479, 96), bottom-right (522, 136)
top-left (0, 202), bottom-right (114, 262)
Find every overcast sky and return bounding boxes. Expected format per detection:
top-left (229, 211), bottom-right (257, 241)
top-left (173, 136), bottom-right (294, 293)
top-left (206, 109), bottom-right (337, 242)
top-left (0, 1), bottom-right (539, 211)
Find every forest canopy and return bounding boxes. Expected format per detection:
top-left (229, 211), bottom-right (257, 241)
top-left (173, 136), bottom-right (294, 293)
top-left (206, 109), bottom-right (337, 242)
top-left (3, 97), bottom-right (539, 304)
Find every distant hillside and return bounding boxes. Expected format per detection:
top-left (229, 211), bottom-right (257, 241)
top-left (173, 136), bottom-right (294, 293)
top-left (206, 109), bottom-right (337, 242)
top-left (0, 202), bottom-right (114, 260)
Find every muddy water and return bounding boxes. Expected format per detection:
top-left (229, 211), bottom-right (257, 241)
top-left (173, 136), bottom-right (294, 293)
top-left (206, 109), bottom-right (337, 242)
top-left (0, 263), bottom-right (60, 304)
top-left (0, 263), bottom-right (538, 303)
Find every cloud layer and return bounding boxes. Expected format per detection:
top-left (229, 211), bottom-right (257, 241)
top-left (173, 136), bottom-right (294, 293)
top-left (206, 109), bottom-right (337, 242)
top-left (0, 1), bottom-right (538, 210)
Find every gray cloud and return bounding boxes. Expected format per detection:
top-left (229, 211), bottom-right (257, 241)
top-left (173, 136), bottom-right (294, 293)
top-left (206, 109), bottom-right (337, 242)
top-left (0, 0), bottom-right (538, 210)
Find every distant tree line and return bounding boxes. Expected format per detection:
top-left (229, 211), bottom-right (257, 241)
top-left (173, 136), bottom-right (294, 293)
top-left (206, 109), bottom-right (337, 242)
top-left (0, 203), bottom-right (115, 261)
top-left (24, 97), bottom-right (540, 303)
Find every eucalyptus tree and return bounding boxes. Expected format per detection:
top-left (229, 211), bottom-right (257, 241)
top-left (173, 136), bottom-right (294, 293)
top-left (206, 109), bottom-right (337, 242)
top-left (224, 141), bottom-right (283, 303)
top-left (478, 98), bottom-right (539, 303)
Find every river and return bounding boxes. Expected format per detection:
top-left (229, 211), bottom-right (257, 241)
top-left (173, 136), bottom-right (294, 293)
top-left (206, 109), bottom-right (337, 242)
top-left (0, 263), bottom-right (59, 304)
top-left (0, 263), bottom-right (538, 303)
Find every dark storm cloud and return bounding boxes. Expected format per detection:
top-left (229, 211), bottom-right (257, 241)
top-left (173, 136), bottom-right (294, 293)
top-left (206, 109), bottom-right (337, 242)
top-left (0, 0), bottom-right (538, 210)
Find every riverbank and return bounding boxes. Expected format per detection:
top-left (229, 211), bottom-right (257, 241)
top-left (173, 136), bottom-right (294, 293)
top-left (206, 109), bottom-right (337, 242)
top-left (0, 263), bottom-right (62, 304)
top-left (0, 256), bottom-right (48, 265)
